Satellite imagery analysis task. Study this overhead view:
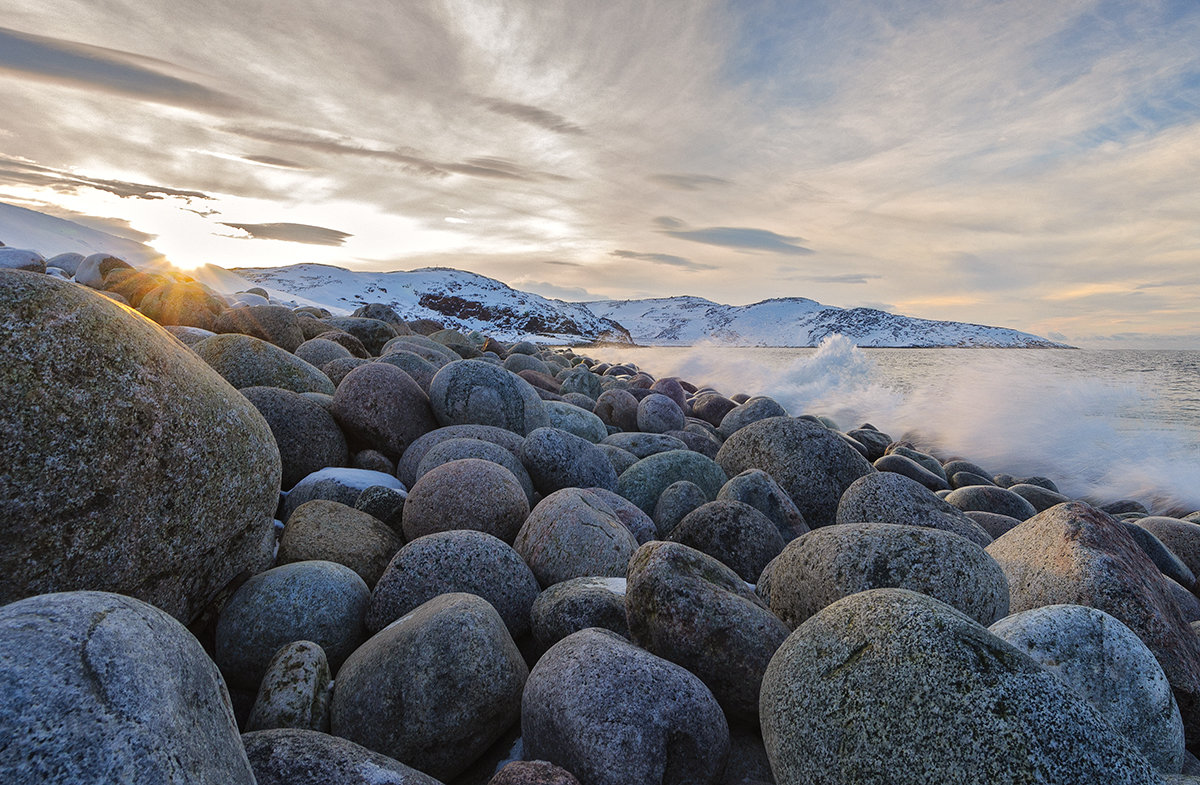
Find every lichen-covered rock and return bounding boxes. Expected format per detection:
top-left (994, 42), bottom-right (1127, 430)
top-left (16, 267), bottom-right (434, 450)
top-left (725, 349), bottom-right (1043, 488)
top-left (531, 576), bottom-right (631, 653)
top-left (986, 501), bottom-right (1200, 751)
top-left (618, 449), bottom-right (728, 515)
top-left (242, 728), bottom-right (443, 785)
top-left (279, 500), bottom-right (403, 587)
top-left (990, 605), bottom-right (1184, 772)
top-left (717, 396), bottom-right (787, 439)
top-left (717, 416), bottom-right (874, 529)
top-left (653, 480), bottom-right (710, 537)
top-left (837, 471), bottom-right (993, 546)
top-left (322, 316), bottom-right (397, 355)
top-left (592, 388), bottom-right (640, 431)
top-left (760, 588), bottom-right (1161, 785)
top-left (514, 488), bottom-right (640, 587)
top-left (241, 385), bottom-right (348, 489)
top-left (559, 367), bottom-right (603, 400)
top-left (667, 500), bottom-right (786, 583)
top-left (246, 641), bottom-right (332, 733)
top-left (215, 561), bottom-right (370, 690)
top-left (579, 487), bottom-right (658, 544)
top-left (768, 522), bottom-right (1009, 628)
top-left (331, 362), bottom-right (437, 459)
top-left (717, 468), bottom-right (809, 542)
top-left (522, 628), bottom-right (729, 785)
top-left (598, 443), bottom-right (639, 476)
top-left (0, 272), bottom-right (280, 621)
top-left (429, 359), bottom-right (548, 435)
top-left (625, 541), bottom-right (789, 725)
top-left (331, 593), bottom-right (528, 781)
top-left (367, 530), bottom-right (539, 640)
top-left (294, 337), bottom-right (352, 369)
top-left (520, 427), bottom-right (618, 495)
top-left (377, 349), bottom-right (440, 392)
top-left (0, 591), bottom-right (255, 784)
top-left (402, 458), bottom-right (530, 543)
top-left (490, 760), bottom-right (581, 785)
top-left (215, 304), bottom-right (305, 352)
top-left (543, 400), bottom-right (608, 443)
top-left (194, 332), bottom-right (335, 394)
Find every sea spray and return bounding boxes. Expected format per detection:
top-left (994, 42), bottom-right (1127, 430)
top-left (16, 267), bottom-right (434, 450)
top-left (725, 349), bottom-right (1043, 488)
top-left (596, 338), bottom-right (1200, 513)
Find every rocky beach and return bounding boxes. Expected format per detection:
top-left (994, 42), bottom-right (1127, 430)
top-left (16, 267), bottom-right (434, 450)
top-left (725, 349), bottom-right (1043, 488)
top-left (4, 252), bottom-right (1200, 785)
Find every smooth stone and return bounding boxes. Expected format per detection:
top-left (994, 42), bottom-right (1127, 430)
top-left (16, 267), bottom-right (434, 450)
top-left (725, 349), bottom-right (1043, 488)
top-left (886, 446), bottom-right (948, 481)
top-left (667, 500), bottom-right (786, 583)
top-left (294, 337), bottom-right (353, 368)
top-left (163, 324), bottom-right (216, 345)
top-left (946, 484), bottom-right (1039, 520)
top-left (543, 400), bottom-right (608, 442)
top-left (520, 427), bottom-right (618, 495)
top-left (139, 282), bottom-right (226, 330)
top-left (760, 588), bottom-right (1161, 784)
top-left (768, 521), bottom-right (1010, 628)
top-left (321, 356), bottom-right (371, 386)
top-left (514, 488), bottom-right (640, 587)
top-left (580, 487), bottom-right (658, 543)
top-left (398, 424), bottom-right (526, 489)
top-left (416, 437), bottom-right (536, 505)
top-left (331, 593), bottom-right (528, 781)
top-left (1103, 499), bottom-right (1151, 516)
top-left (873, 453), bottom-right (950, 491)
top-left (194, 333), bottom-right (335, 394)
top-left (245, 641), bottom-right (332, 732)
top-left (429, 359), bottom-right (549, 435)
top-left (279, 500), bottom-right (403, 587)
top-left (1137, 517), bottom-right (1200, 583)
top-left (618, 449), bottom-right (728, 515)
top-left (597, 443), bottom-right (639, 475)
top-left (1123, 522), bottom-right (1197, 588)
top-left (531, 576), bottom-right (631, 654)
top-left (332, 363), bottom-right (437, 460)
top-left (215, 304), bottom-right (305, 352)
top-left (637, 393), bottom-right (687, 434)
top-left (242, 728), bottom-right (442, 785)
top-left (505, 353), bottom-right (551, 376)
top-left (965, 510), bottom-right (1023, 539)
top-left (663, 427), bottom-right (722, 459)
top-left (522, 628), bottom-right (729, 785)
top-left (367, 530), bottom-right (539, 640)
top-left (322, 316), bottom-right (397, 355)
top-left (846, 427), bottom-right (892, 461)
top-left (559, 368), bottom-right (604, 400)
top-left (718, 468), bottom-right (810, 542)
top-left (215, 560), bottom-right (370, 690)
top-left (717, 396), bottom-right (788, 439)
top-left (600, 431), bottom-right (688, 458)
top-left (986, 501), bottom-right (1200, 750)
top-left (1007, 483), bottom-right (1072, 512)
top-left (592, 388), bottom-right (640, 431)
top-left (950, 469), bottom-right (999, 488)
top-left (942, 458), bottom-right (993, 479)
top-left (402, 458), bottom-right (530, 543)
top-left (0, 273), bottom-right (280, 621)
top-left (717, 416), bottom-right (874, 529)
top-left (74, 252), bottom-right (133, 287)
top-left (377, 350), bottom-right (440, 393)
top-left (354, 485), bottom-right (406, 532)
top-left (836, 471), bottom-right (993, 547)
top-left (691, 393), bottom-right (738, 428)
top-left (653, 480), bottom-right (709, 537)
top-left (281, 466), bottom-right (405, 521)
top-left (991, 604), bottom-right (1184, 772)
top-left (626, 541), bottom-right (789, 725)
top-left (0, 247), bottom-right (46, 272)
top-left (350, 448), bottom-right (393, 473)
top-left (47, 251), bottom-right (84, 275)
top-left (384, 334), bottom-right (460, 364)
top-left (241, 385), bottom-right (348, 490)
top-left (351, 302), bottom-right (410, 330)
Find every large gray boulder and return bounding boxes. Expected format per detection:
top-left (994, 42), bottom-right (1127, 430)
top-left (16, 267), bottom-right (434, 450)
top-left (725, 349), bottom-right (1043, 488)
top-left (397, 424), bottom-right (526, 489)
top-left (716, 416), bottom-right (874, 528)
top-left (625, 541), bottom-right (789, 725)
top-left (618, 449), bottom-right (728, 515)
top-left (331, 593), bottom-right (528, 781)
top-left (241, 385), bottom-right (348, 489)
top-left (514, 488), bottom-right (639, 587)
top-left (837, 470), bottom-right (993, 547)
top-left (0, 272), bottom-right (280, 621)
top-left (990, 605), bottom-right (1184, 772)
top-left (279, 500), bottom-right (403, 587)
top-left (215, 304), bottom-right (305, 352)
top-left (428, 359), bottom-right (548, 435)
top-left (402, 458), bottom-right (530, 543)
top-left (242, 728), bottom-right (443, 785)
top-left (194, 332), bottom-right (335, 394)
top-left (531, 576), bottom-right (631, 653)
top-left (986, 501), bottom-right (1200, 751)
top-left (760, 588), bottom-right (1161, 784)
top-left (520, 426), bottom-right (618, 495)
top-left (0, 591), bottom-right (255, 784)
top-left (768, 522), bottom-right (1009, 628)
top-left (332, 363), bottom-right (438, 459)
top-left (522, 628), bottom-right (729, 785)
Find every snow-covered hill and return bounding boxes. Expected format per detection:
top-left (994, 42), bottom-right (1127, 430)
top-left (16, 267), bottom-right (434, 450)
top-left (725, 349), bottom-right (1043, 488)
top-left (0, 202), bottom-right (165, 266)
top-left (232, 263), bottom-right (632, 344)
top-left (583, 296), bottom-right (1068, 348)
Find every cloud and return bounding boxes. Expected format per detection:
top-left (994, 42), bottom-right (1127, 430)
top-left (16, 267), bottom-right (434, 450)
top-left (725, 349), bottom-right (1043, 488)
top-left (653, 216), bottom-right (686, 229)
top-left (660, 224), bottom-right (814, 255)
top-left (0, 154), bottom-right (211, 201)
top-left (219, 222), bottom-right (352, 246)
top-left (510, 278), bottom-right (608, 301)
top-left (480, 97), bottom-right (585, 135)
top-left (241, 155), bottom-right (308, 170)
top-left (648, 173), bottom-right (730, 190)
top-left (791, 273), bottom-right (882, 284)
top-left (0, 26), bottom-right (238, 112)
top-left (611, 249), bottom-right (715, 271)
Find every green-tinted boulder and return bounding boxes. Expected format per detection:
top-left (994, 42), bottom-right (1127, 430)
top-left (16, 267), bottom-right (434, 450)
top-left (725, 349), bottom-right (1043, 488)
top-left (618, 449), bottom-right (728, 515)
top-left (194, 332), bottom-right (335, 394)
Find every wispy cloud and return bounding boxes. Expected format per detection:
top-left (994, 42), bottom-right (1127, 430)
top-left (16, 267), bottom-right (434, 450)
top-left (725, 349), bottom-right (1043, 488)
top-left (480, 97), bottom-right (585, 135)
top-left (611, 249), bottom-right (715, 271)
top-left (0, 26), bottom-right (238, 112)
top-left (0, 154), bottom-right (210, 201)
top-left (219, 222), bottom-right (352, 246)
top-left (648, 174), bottom-right (730, 190)
top-left (660, 223), bottom-right (814, 255)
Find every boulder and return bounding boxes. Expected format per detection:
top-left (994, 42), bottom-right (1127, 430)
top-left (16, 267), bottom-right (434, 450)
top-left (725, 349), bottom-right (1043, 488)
top-left (653, 480), bottom-right (709, 537)
top-left (717, 468), bottom-right (809, 542)
top-left (618, 450), bottom-right (728, 515)
top-left (490, 760), bottom-right (581, 785)
top-left (397, 424), bottom-right (526, 489)
top-left (242, 728), bottom-right (442, 785)
top-left (543, 400), bottom-right (609, 443)
top-left (626, 541), bottom-right (789, 725)
top-left (0, 591), bottom-right (255, 784)
top-left (294, 337), bottom-right (353, 369)
top-left (1138, 517), bottom-right (1200, 583)
top-left (667, 500), bottom-right (785, 583)
top-left (428, 359), bottom-right (548, 435)
top-left (717, 416), bottom-right (874, 529)
top-left (215, 305), bottom-right (305, 352)
top-left (194, 333), bottom-right (335, 394)
top-left (377, 350), bottom-right (440, 392)
top-left (601, 431), bottom-right (688, 458)
top-left (873, 453), bottom-right (950, 491)
top-left (592, 388), bottom-right (640, 431)
top-left (637, 393), bottom-right (687, 434)
top-left (717, 396), bottom-right (787, 439)
top-left (760, 588), bottom-right (1161, 784)
top-left (514, 488), bottom-right (640, 587)
top-left (402, 458), bottom-right (529, 543)
top-left (531, 576), bottom-right (631, 653)
top-left (522, 628), bottom-right (729, 785)
top-left (416, 437), bottom-right (536, 505)
top-left (241, 385), bottom-right (348, 490)
top-left (837, 471), bottom-right (993, 547)
top-left (280, 466), bottom-right (405, 522)
top-left (767, 522), bottom-right (1009, 628)
top-left (945, 485), bottom-right (1038, 520)
top-left (245, 640), bottom-right (332, 732)
top-left (0, 272), bottom-right (279, 621)
top-left (331, 593), bottom-right (528, 781)
top-left (322, 316), bottom-right (397, 355)
top-left (331, 363), bottom-right (437, 459)
top-left (279, 500), bottom-right (403, 587)
top-left (520, 427), bottom-right (619, 495)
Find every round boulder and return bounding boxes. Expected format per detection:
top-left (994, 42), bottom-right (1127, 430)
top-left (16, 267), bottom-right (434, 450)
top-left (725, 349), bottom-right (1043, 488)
top-left (667, 500), bottom-right (786, 583)
top-left (520, 427), bottom-right (618, 496)
top-left (332, 363), bottom-right (437, 459)
top-left (279, 500), bottom-right (403, 587)
top-left (0, 272), bottom-right (280, 621)
top-left (636, 393), bottom-right (686, 434)
top-left (531, 576), bottom-right (631, 654)
top-left (416, 436), bottom-right (536, 505)
top-left (242, 728), bottom-right (442, 785)
top-left (194, 333), bottom-right (335, 394)
top-left (717, 468), bottom-right (809, 542)
top-left (428, 359), bottom-right (548, 435)
top-left (215, 305), bottom-right (305, 352)
top-left (837, 471), bottom-right (993, 547)
top-left (245, 640), bottom-right (332, 733)
top-left (402, 458), bottom-right (529, 543)
top-left (618, 449), bottom-right (728, 515)
top-left (514, 488), bottom-right (640, 587)
top-left (241, 385), bottom-right (348, 490)
top-left (946, 485), bottom-right (1039, 521)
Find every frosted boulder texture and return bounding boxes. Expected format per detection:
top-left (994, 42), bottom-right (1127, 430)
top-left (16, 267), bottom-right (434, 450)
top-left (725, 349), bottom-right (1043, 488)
top-left (0, 591), bottom-right (255, 784)
top-left (760, 588), bottom-right (1160, 784)
top-left (0, 272), bottom-right (280, 621)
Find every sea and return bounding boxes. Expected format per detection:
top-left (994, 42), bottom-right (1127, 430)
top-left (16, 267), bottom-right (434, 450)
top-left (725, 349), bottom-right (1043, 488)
top-left (589, 337), bottom-right (1200, 515)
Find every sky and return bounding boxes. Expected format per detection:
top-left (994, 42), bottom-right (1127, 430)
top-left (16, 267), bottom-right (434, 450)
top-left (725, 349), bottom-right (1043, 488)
top-left (0, 0), bottom-right (1198, 347)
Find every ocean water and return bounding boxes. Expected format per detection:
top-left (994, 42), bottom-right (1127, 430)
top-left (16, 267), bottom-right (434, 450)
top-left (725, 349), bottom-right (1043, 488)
top-left (591, 337), bottom-right (1200, 514)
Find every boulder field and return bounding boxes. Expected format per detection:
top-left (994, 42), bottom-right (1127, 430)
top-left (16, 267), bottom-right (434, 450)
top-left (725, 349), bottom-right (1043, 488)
top-left (3, 263), bottom-right (1200, 784)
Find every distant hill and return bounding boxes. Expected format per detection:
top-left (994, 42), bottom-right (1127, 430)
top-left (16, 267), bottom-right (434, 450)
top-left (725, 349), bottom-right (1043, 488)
top-left (0, 202), bottom-right (165, 266)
